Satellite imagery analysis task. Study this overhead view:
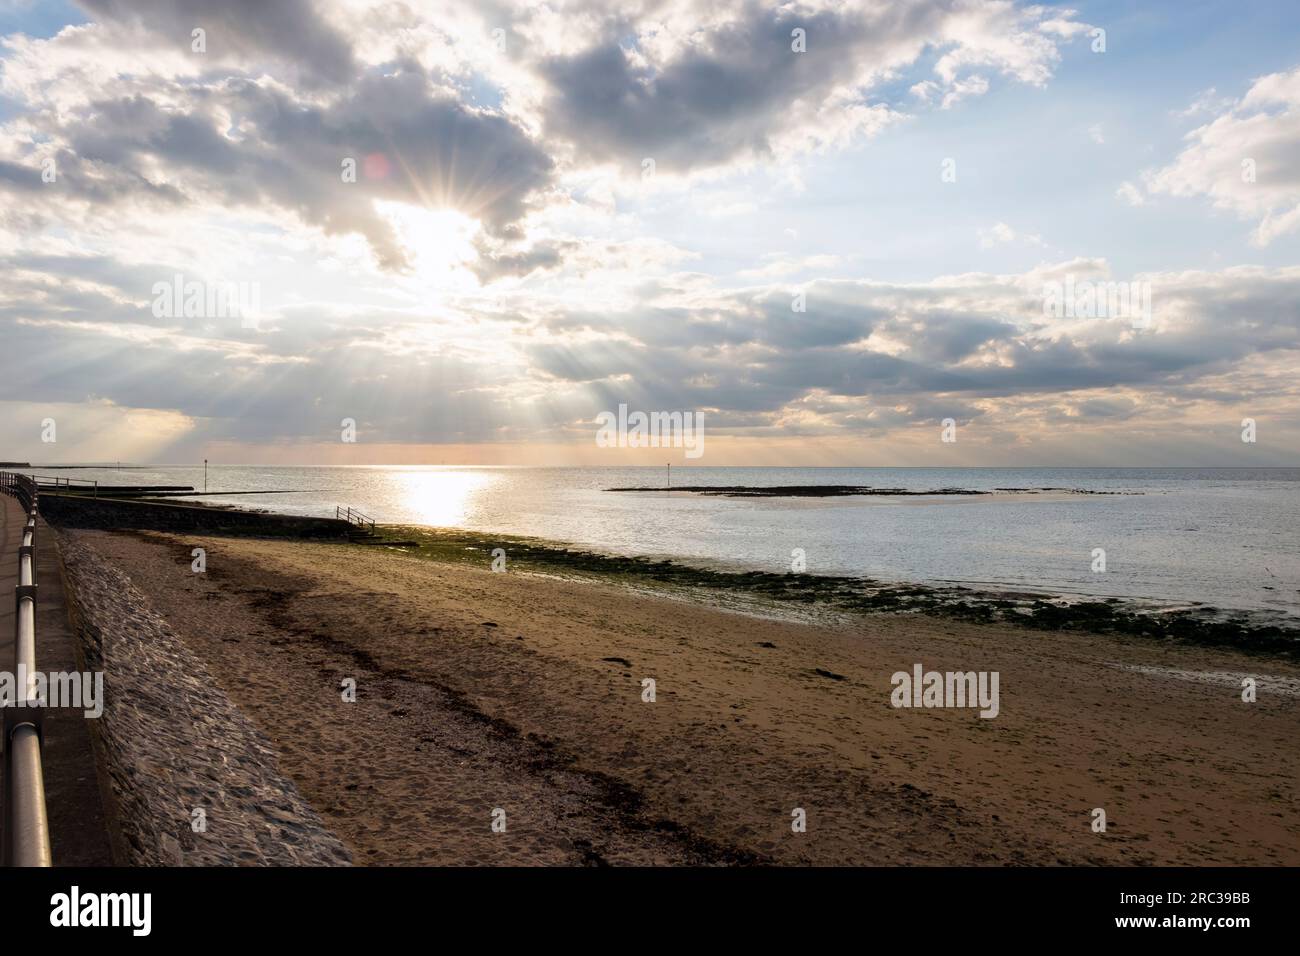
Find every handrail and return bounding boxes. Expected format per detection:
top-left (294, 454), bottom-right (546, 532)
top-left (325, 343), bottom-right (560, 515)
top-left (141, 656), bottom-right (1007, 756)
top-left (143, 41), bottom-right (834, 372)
top-left (0, 471), bottom-right (53, 866)
top-left (26, 475), bottom-right (98, 497)
top-left (335, 504), bottom-right (376, 533)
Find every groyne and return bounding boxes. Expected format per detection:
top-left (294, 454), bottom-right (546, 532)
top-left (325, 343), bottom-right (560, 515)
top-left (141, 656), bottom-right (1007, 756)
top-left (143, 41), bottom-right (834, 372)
top-left (39, 494), bottom-right (352, 538)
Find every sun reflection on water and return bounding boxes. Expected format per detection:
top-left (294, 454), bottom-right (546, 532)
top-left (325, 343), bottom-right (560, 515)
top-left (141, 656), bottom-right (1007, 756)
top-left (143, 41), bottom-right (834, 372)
top-left (388, 467), bottom-right (497, 527)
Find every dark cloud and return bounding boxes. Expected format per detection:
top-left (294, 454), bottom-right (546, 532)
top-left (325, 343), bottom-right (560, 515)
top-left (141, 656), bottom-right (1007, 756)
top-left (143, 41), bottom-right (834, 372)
top-left (536, 1), bottom-right (934, 171)
top-left (76, 0), bottom-right (357, 85)
top-left (885, 312), bottom-right (1016, 364)
top-left (6, 0), bottom-right (1087, 279)
top-left (469, 236), bottom-right (576, 282)
top-left (226, 68), bottom-right (556, 255)
top-left (3, 2), bottom-right (1291, 457)
top-left (13, 67), bottom-right (555, 271)
top-left (1073, 397), bottom-right (1139, 420)
top-left (519, 271), bottom-right (1300, 425)
top-left (4, 261), bottom-right (1300, 446)
top-left (0, 159), bottom-right (42, 190)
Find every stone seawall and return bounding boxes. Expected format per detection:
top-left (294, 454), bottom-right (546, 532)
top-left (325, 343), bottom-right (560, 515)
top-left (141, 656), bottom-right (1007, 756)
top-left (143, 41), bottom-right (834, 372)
top-left (41, 494), bottom-right (350, 538)
top-left (58, 531), bottom-right (353, 865)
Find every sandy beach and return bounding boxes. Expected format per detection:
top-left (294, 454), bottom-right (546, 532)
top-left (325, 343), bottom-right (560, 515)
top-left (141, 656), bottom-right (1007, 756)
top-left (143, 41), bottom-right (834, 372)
top-left (57, 527), bottom-right (1300, 866)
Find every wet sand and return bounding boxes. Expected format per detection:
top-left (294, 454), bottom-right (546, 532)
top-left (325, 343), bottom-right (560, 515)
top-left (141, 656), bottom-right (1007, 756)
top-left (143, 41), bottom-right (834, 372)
top-left (63, 528), bottom-right (1300, 866)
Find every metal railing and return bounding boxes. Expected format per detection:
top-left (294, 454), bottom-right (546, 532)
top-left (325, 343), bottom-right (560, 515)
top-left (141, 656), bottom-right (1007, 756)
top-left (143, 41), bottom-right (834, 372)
top-left (0, 472), bottom-right (53, 866)
top-left (335, 505), bottom-right (376, 533)
top-left (29, 474), bottom-right (97, 497)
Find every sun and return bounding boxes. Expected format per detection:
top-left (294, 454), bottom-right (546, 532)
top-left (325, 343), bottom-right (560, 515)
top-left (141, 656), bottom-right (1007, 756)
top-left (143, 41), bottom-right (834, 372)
top-left (375, 202), bottom-right (479, 283)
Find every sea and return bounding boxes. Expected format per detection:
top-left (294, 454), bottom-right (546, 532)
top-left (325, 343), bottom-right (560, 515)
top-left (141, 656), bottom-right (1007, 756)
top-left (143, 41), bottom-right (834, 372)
top-left (16, 465), bottom-right (1300, 623)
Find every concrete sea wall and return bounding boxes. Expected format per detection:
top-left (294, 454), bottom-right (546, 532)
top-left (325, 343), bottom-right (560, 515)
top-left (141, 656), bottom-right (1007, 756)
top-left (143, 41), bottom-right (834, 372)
top-left (58, 532), bottom-right (352, 866)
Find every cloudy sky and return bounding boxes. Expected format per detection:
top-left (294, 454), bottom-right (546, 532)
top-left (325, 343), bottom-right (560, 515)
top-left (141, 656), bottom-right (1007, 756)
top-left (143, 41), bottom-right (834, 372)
top-left (1, 0), bottom-right (1298, 466)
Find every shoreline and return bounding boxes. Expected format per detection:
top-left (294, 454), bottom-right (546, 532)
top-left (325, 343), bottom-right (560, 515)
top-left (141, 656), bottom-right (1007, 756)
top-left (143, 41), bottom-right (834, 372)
top-left (51, 524), bottom-right (1300, 865)
top-left (44, 489), bottom-right (1300, 654)
top-left (370, 524), bottom-right (1300, 659)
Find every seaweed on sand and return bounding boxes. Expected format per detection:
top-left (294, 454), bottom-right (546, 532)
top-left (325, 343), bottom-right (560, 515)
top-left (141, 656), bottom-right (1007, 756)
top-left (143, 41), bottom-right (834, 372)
top-left (362, 525), bottom-right (1298, 661)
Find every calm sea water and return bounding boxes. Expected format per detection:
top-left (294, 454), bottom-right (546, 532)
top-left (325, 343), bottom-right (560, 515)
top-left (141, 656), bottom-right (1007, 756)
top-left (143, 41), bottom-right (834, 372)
top-left (20, 465), bottom-right (1300, 620)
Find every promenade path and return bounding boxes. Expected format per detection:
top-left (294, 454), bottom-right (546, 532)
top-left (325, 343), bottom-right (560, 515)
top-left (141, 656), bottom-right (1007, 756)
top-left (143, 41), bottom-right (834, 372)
top-left (0, 491), bottom-right (113, 865)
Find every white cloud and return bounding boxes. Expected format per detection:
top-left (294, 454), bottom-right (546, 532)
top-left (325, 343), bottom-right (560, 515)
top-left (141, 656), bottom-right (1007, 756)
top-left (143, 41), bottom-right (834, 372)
top-left (978, 221), bottom-right (1043, 248)
top-left (910, 80), bottom-right (938, 103)
top-left (1146, 65), bottom-right (1300, 245)
top-left (0, 0), bottom-right (1094, 283)
top-left (1116, 181), bottom-right (1146, 207)
top-left (932, 0), bottom-right (1091, 87)
top-left (0, 2), bottom-right (1294, 464)
top-left (941, 74), bottom-right (989, 109)
top-left (738, 254), bottom-right (843, 279)
top-left (1174, 86), bottom-right (1233, 119)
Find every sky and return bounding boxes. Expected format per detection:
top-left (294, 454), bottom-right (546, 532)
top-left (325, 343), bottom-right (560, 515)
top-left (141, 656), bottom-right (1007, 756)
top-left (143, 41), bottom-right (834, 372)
top-left (1, 0), bottom-right (1298, 466)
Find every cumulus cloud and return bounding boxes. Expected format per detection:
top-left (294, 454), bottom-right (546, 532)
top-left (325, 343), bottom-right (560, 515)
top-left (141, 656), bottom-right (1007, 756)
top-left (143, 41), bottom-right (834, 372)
top-left (940, 74), bottom-right (989, 109)
top-left (515, 262), bottom-right (1300, 433)
top-left (977, 221), bottom-right (1042, 248)
top-left (1146, 66), bottom-right (1300, 245)
top-left (2, 1), bottom-right (1293, 463)
top-left (470, 234), bottom-right (694, 282)
top-left (76, 0), bottom-right (357, 84)
top-left (1116, 181), bottom-right (1145, 207)
top-left (0, 60), bottom-right (555, 270)
top-left (534, 0), bottom-right (1087, 172)
top-left (1173, 87), bottom-right (1233, 119)
top-left (0, 0), bottom-right (1094, 279)
top-left (6, 235), bottom-right (1296, 451)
